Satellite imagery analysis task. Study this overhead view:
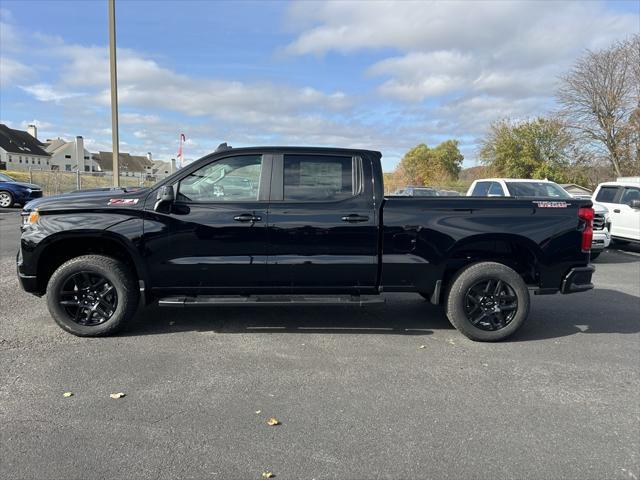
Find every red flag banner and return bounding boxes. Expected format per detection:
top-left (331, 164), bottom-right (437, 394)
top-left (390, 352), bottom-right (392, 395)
top-left (177, 133), bottom-right (186, 168)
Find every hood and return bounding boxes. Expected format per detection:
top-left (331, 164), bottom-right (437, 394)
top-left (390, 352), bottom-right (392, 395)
top-left (592, 202), bottom-right (608, 214)
top-left (8, 181), bottom-right (41, 190)
top-left (23, 187), bottom-right (151, 212)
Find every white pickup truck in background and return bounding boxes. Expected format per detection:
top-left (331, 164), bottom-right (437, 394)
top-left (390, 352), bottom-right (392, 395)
top-left (592, 177), bottom-right (640, 245)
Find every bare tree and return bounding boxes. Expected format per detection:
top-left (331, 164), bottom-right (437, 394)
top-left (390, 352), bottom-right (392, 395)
top-left (557, 36), bottom-right (639, 177)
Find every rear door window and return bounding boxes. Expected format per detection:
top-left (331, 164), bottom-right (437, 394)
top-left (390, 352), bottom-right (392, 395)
top-left (283, 155), bottom-right (359, 202)
top-left (620, 187), bottom-right (640, 205)
top-left (471, 181), bottom-right (491, 196)
top-left (488, 182), bottom-right (505, 196)
top-left (595, 186), bottom-right (621, 203)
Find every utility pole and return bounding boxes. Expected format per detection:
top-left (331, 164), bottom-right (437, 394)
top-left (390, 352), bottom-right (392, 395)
top-left (108, 0), bottom-right (120, 187)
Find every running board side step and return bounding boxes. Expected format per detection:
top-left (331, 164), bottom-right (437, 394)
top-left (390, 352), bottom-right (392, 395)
top-left (158, 294), bottom-right (385, 307)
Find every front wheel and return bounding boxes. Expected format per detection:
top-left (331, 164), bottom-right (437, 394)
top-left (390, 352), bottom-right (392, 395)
top-left (46, 255), bottom-right (139, 336)
top-left (0, 190), bottom-right (14, 208)
top-left (445, 262), bottom-right (530, 341)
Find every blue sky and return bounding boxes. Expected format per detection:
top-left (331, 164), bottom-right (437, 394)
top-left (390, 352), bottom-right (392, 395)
top-left (1, 0), bottom-right (638, 170)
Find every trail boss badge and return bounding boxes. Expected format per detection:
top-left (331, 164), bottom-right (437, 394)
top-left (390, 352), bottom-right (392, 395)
top-left (532, 201), bottom-right (571, 208)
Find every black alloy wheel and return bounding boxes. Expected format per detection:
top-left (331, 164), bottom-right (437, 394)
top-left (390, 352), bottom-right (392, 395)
top-left (58, 271), bottom-right (118, 326)
top-left (463, 279), bottom-right (518, 331)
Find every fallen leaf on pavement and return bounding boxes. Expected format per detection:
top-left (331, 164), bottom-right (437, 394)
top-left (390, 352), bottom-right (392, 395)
top-left (266, 417), bottom-right (280, 426)
top-left (262, 472), bottom-right (275, 478)
top-left (63, 392), bottom-right (73, 397)
top-left (109, 392), bottom-right (126, 399)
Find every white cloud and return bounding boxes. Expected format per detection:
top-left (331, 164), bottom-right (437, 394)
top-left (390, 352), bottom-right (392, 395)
top-left (19, 83), bottom-right (84, 103)
top-left (0, 56), bottom-right (33, 87)
top-left (20, 119), bottom-right (54, 130)
top-left (287, 1), bottom-right (638, 102)
top-left (283, 0), bottom-right (638, 166)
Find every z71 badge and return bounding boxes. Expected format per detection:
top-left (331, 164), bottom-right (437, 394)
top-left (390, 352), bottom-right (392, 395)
top-left (108, 198), bottom-right (139, 206)
top-left (532, 201), bottom-right (570, 208)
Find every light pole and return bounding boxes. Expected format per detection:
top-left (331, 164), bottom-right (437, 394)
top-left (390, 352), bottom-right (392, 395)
top-left (108, 0), bottom-right (120, 187)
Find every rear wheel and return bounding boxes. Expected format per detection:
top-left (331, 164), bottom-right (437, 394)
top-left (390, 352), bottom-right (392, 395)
top-left (46, 255), bottom-right (139, 336)
top-left (0, 190), bottom-right (14, 208)
top-left (445, 262), bottom-right (530, 341)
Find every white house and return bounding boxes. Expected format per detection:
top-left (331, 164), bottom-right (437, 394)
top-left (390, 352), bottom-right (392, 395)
top-left (0, 124), bottom-right (51, 171)
top-left (44, 136), bottom-right (101, 172)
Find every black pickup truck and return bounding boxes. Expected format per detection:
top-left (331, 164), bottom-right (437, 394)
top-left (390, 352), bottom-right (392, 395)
top-left (17, 146), bottom-right (596, 341)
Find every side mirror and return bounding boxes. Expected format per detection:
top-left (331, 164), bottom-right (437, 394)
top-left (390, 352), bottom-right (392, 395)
top-left (154, 185), bottom-right (175, 212)
top-left (630, 199), bottom-right (640, 209)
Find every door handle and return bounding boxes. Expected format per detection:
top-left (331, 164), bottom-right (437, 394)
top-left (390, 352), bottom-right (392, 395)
top-left (341, 214), bottom-right (369, 223)
top-left (613, 209), bottom-right (621, 213)
top-left (234, 213), bottom-right (262, 222)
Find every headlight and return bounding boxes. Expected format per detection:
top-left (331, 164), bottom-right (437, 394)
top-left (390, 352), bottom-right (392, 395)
top-left (26, 188), bottom-right (33, 193)
top-left (22, 210), bottom-right (39, 226)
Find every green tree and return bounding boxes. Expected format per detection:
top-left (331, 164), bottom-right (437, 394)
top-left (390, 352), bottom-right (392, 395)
top-left (397, 140), bottom-right (464, 186)
top-left (479, 118), bottom-right (581, 183)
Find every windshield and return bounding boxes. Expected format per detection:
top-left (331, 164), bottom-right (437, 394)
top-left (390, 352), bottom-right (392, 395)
top-left (0, 173), bottom-right (14, 182)
top-left (505, 182), bottom-right (570, 198)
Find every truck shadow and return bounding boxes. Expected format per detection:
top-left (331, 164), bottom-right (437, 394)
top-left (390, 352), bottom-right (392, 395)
top-left (125, 288), bottom-right (639, 341)
top-left (127, 294), bottom-right (448, 337)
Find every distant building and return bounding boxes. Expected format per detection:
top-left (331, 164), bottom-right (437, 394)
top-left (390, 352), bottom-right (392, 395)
top-left (44, 136), bottom-right (101, 172)
top-left (561, 183), bottom-right (592, 198)
top-left (0, 123), bottom-right (51, 171)
top-left (91, 151), bottom-right (154, 175)
top-left (151, 159), bottom-right (174, 176)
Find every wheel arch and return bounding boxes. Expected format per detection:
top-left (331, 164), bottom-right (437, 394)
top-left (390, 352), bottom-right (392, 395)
top-left (34, 231), bottom-right (147, 294)
top-left (442, 233), bottom-right (543, 292)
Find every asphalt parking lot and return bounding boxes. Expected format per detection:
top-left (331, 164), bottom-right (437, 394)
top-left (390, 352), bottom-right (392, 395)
top-left (0, 207), bottom-right (638, 480)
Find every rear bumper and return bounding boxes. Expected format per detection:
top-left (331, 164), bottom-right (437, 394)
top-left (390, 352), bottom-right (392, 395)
top-left (560, 265), bottom-right (595, 294)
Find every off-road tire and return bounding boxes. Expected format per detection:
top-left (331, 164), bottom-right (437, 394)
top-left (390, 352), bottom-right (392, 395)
top-left (46, 255), bottom-right (139, 337)
top-left (445, 261), bottom-right (530, 342)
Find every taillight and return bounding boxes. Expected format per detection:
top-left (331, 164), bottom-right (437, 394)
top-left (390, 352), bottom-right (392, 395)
top-left (578, 206), bottom-right (594, 253)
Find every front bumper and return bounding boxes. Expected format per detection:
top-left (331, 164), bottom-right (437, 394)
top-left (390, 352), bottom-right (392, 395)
top-left (560, 265), bottom-right (595, 294)
top-left (15, 190), bottom-right (43, 205)
top-left (591, 229), bottom-right (611, 251)
top-left (16, 249), bottom-right (41, 295)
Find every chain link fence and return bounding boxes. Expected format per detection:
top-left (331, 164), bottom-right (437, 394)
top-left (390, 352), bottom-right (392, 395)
top-left (2, 168), bottom-right (169, 196)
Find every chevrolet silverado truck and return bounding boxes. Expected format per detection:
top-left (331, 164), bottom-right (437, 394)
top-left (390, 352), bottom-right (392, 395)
top-left (17, 146), bottom-right (596, 341)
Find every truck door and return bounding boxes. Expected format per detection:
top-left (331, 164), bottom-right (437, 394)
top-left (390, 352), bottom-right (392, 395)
top-left (144, 153), bottom-right (271, 292)
top-left (266, 153), bottom-right (378, 292)
top-left (614, 187), bottom-right (640, 241)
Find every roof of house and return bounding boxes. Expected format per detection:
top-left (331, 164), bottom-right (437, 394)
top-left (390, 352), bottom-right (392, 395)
top-left (92, 151), bottom-right (153, 172)
top-left (0, 124), bottom-right (50, 157)
top-left (560, 183), bottom-right (592, 193)
top-left (151, 159), bottom-right (172, 173)
top-left (44, 138), bottom-right (67, 153)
